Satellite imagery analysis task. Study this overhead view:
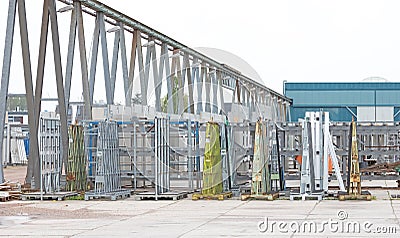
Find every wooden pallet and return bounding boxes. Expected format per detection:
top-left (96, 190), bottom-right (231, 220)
top-left (290, 193), bottom-right (323, 201)
top-left (0, 192), bottom-right (11, 202)
top-left (192, 191), bottom-right (232, 201)
top-left (134, 191), bottom-right (187, 201)
top-left (21, 192), bottom-right (78, 201)
top-left (84, 190), bottom-right (131, 201)
top-left (241, 192), bottom-right (279, 201)
top-left (338, 191), bottom-right (372, 201)
top-left (390, 194), bottom-right (400, 199)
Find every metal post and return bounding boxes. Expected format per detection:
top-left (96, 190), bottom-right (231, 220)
top-left (187, 119), bottom-right (193, 190)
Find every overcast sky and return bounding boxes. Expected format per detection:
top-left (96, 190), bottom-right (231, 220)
top-left (1, 0), bottom-right (400, 103)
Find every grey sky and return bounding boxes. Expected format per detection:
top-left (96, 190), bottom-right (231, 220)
top-left (1, 0), bottom-right (400, 103)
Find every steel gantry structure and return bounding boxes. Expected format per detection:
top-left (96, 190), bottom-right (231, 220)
top-left (0, 0), bottom-right (291, 184)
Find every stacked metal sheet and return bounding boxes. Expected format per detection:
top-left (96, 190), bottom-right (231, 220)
top-left (154, 117), bottom-right (170, 196)
top-left (84, 120), bottom-right (130, 200)
top-left (39, 117), bottom-right (61, 193)
top-left (66, 125), bottom-right (86, 191)
top-left (251, 119), bottom-right (270, 195)
top-left (94, 121), bottom-right (121, 193)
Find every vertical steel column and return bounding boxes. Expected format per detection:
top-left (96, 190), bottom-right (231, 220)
top-left (19, 0), bottom-right (37, 185)
top-left (220, 122), bottom-right (231, 191)
top-left (204, 67), bottom-right (211, 112)
top-left (0, 0), bottom-right (17, 183)
top-left (49, 0), bottom-right (69, 175)
top-left (196, 121), bottom-right (201, 189)
top-left (29, 0), bottom-right (49, 186)
top-left (128, 30), bottom-right (138, 106)
top-left (191, 59), bottom-right (201, 114)
top-left (217, 71), bottom-right (225, 114)
top-left (211, 71), bottom-right (218, 114)
top-left (226, 123), bottom-right (236, 187)
top-left (321, 112), bottom-right (330, 191)
top-left (64, 7), bottom-right (77, 113)
top-left (135, 32), bottom-right (148, 106)
top-left (158, 43), bottom-right (169, 111)
top-left (142, 39), bottom-right (152, 107)
top-left (198, 63), bottom-right (206, 113)
top-left (132, 121), bottom-right (137, 190)
top-left (241, 86), bottom-right (246, 107)
top-left (64, 1), bottom-right (92, 119)
top-left (300, 115), bottom-right (313, 194)
top-left (173, 51), bottom-right (184, 114)
top-left (98, 13), bottom-right (112, 104)
top-left (187, 119), bottom-right (193, 190)
top-left (6, 124), bottom-right (10, 165)
top-left (183, 53), bottom-right (194, 114)
top-left (109, 28), bottom-right (120, 101)
top-left (151, 42), bottom-right (162, 112)
top-left (76, 2), bottom-right (92, 119)
top-left (166, 118), bottom-right (170, 191)
top-left (118, 23), bottom-right (130, 106)
top-left (161, 43), bottom-right (174, 114)
top-left (88, 13), bottom-right (100, 104)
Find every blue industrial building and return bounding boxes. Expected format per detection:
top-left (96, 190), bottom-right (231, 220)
top-left (284, 82), bottom-right (400, 122)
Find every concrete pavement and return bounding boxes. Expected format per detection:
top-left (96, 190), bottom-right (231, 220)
top-left (1, 190), bottom-right (400, 237)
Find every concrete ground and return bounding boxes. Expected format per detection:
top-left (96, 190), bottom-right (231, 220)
top-left (0, 191), bottom-right (400, 237)
top-left (2, 166), bottom-right (400, 237)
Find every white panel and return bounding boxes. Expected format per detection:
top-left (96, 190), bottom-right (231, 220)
top-left (376, 106), bottom-right (394, 122)
top-left (357, 106), bottom-right (375, 122)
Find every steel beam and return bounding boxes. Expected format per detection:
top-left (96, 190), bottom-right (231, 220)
top-left (183, 53), bottom-right (194, 114)
top-left (158, 44), bottom-right (168, 111)
top-left (0, 0), bottom-right (17, 183)
top-left (150, 42), bottom-right (161, 112)
top-left (128, 30), bottom-right (138, 106)
top-left (64, 7), bottom-right (77, 113)
top-left (98, 12), bottom-right (112, 104)
top-left (135, 31), bottom-right (147, 106)
top-left (204, 67), bottom-right (211, 113)
top-left (77, 0), bottom-right (291, 104)
top-left (88, 13), bottom-right (100, 104)
top-left (198, 61), bottom-right (207, 114)
top-left (161, 43), bottom-right (173, 114)
top-left (76, 1), bottom-right (92, 119)
top-left (218, 71), bottom-right (225, 114)
top-left (143, 39), bottom-right (152, 106)
top-left (28, 0), bottom-right (50, 186)
top-left (110, 30), bottom-right (120, 101)
top-left (119, 23), bottom-right (130, 106)
top-left (211, 72), bottom-right (218, 114)
top-left (49, 0), bottom-right (69, 176)
top-left (19, 0), bottom-right (37, 185)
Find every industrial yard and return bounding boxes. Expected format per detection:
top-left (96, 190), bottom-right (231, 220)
top-left (2, 0), bottom-right (400, 237)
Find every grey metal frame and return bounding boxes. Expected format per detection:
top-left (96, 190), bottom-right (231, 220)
top-left (0, 0), bottom-right (291, 186)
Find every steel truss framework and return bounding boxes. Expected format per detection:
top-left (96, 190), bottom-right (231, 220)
top-left (0, 0), bottom-right (291, 184)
